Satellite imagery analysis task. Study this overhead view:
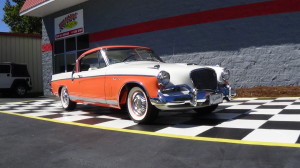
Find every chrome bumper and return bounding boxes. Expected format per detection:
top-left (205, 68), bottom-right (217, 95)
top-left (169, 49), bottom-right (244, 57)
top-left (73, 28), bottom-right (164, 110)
top-left (150, 84), bottom-right (235, 110)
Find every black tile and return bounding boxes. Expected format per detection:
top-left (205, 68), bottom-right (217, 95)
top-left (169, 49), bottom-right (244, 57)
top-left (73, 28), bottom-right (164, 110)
top-left (42, 114), bottom-right (64, 119)
top-left (214, 109), bottom-right (250, 114)
top-left (240, 103), bottom-right (266, 105)
top-left (261, 121), bottom-right (300, 130)
top-left (256, 105), bottom-right (287, 109)
top-left (272, 100), bottom-right (297, 102)
top-left (126, 124), bottom-right (168, 132)
top-left (292, 102), bottom-right (300, 105)
top-left (255, 99), bottom-right (274, 101)
top-left (279, 109), bottom-right (300, 114)
top-left (296, 136), bottom-right (300, 144)
top-left (197, 127), bottom-right (253, 140)
top-left (216, 105), bottom-right (231, 110)
top-left (235, 114), bottom-right (273, 120)
top-left (74, 118), bottom-right (113, 125)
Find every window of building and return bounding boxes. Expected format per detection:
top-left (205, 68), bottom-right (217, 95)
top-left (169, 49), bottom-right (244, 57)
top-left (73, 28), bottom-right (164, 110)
top-left (53, 34), bottom-right (89, 74)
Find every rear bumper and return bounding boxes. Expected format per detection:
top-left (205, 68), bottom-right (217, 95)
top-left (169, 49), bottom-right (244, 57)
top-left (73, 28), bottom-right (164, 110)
top-left (150, 84), bottom-right (235, 110)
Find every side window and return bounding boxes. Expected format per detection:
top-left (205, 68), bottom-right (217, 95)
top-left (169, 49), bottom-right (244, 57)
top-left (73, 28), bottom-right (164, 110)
top-left (79, 51), bottom-right (106, 72)
top-left (0, 65), bottom-right (10, 74)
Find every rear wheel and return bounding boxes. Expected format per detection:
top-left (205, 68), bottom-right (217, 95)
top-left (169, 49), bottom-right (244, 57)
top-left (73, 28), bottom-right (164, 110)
top-left (127, 87), bottom-right (158, 124)
top-left (60, 87), bottom-right (77, 111)
top-left (194, 104), bottom-right (218, 114)
top-left (14, 84), bottom-right (28, 97)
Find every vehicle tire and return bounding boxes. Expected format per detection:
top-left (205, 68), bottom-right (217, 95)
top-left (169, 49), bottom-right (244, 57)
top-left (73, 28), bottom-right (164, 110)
top-left (194, 104), bottom-right (218, 114)
top-left (14, 84), bottom-right (28, 97)
top-left (127, 87), bottom-right (158, 124)
top-left (60, 86), bottom-right (77, 111)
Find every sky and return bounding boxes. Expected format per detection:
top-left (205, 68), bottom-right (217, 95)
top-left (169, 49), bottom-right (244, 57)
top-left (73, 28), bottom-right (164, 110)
top-left (0, 0), bottom-right (11, 32)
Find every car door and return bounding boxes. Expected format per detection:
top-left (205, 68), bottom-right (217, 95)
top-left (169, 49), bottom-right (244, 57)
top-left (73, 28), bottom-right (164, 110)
top-left (0, 64), bottom-right (13, 89)
top-left (72, 51), bottom-right (107, 105)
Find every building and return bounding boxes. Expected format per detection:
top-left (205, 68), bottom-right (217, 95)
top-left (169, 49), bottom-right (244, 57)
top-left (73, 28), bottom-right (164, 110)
top-left (20, 0), bottom-right (300, 96)
top-left (0, 32), bottom-right (43, 93)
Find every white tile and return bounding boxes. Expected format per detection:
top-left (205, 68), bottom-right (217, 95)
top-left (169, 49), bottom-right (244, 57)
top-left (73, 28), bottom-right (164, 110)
top-left (269, 114), bottom-right (300, 122)
top-left (16, 106), bottom-right (39, 110)
top-left (61, 111), bottom-right (90, 115)
top-left (226, 105), bottom-right (260, 110)
top-left (95, 120), bottom-right (136, 129)
top-left (263, 102), bottom-right (294, 106)
top-left (276, 97), bottom-right (300, 100)
top-left (5, 102), bottom-right (27, 105)
top-left (0, 104), bottom-right (20, 107)
top-left (284, 105), bottom-right (300, 109)
top-left (219, 102), bottom-right (243, 106)
top-left (96, 115), bottom-right (122, 120)
top-left (216, 119), bottom-right (267, 129)
top-left (233, 98), bottom-right (257, 101)
top-left (0, 106), bottom-right (10, 110)
top-left (156, 125), bottom-right (213, 136)
top-left (54, 116), bottom-right (92, 122)
top-left (26, 112), bottom-right (57, 117)
top-left (3, 110), bottom-right (30, 113)
top-left (243, 129), bottom-right (300, 144)
top-left (248, 109), bottom-right (282, 115)
top-left (246, 99), bottom-right (273, 103)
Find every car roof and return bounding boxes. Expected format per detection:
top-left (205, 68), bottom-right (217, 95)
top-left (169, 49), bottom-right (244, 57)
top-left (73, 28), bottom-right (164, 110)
top-left (79, 45), bottom-right (151, 60)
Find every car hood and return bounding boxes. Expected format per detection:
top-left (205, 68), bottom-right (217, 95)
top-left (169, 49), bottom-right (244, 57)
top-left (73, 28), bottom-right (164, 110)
top-left (106, 61), bottom-right (225, 87)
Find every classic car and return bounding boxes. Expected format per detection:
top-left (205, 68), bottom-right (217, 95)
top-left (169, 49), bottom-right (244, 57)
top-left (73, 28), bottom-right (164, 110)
top-left (51, 45), bottom-right (235, 124)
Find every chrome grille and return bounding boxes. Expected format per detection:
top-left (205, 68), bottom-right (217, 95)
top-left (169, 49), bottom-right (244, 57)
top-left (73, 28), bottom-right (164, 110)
top-left (190, 68), bottom-right (218, 90)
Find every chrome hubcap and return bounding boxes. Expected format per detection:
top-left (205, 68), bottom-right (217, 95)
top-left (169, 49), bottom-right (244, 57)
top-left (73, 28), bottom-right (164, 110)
top-left (62, 89), bottom-right (69, 106)
top-left (17, 87), bottom-right (26, 95)
top-left (131, 92), bottom-right (147, 116)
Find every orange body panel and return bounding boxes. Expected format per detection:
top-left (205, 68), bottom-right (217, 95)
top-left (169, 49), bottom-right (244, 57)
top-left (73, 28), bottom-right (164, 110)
top-left (51, 75), bottom-right (159, 109)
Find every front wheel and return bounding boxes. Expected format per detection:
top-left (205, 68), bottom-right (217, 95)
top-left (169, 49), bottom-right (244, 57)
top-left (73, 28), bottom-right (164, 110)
top-left (194, 104), bottom-right (218, 114)
top-left (60, 87), bottom-right (77, 111)
top-left (127, 87), bottom-right (158, 124)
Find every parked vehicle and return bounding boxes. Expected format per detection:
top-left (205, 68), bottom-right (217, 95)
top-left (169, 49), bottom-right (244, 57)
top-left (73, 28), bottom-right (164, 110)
top-left (0, 62), bottom-right (32, 97)
top-left (51, 45), bottom-right (235, 123)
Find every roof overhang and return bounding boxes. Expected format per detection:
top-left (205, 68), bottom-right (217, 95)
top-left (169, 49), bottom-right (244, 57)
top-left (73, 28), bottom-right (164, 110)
top-left (20, 0), bottom-right (88, 17)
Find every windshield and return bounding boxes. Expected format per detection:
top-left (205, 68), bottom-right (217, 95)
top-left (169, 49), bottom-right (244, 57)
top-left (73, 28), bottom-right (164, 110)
top-left (103, 48), bottom-right (163, 65)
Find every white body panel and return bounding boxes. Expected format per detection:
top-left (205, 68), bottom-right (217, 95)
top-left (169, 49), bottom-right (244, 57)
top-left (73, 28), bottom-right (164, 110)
top-left (52, 61), bottom-right (225, 90)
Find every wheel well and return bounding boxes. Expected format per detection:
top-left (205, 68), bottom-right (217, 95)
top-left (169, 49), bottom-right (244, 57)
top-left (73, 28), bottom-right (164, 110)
top-left (58, 86), bottom-right (65, 97)
top-left (119, 83), bottom-right (148, 106)
top-left (11, 79), bottom-right (28, 89)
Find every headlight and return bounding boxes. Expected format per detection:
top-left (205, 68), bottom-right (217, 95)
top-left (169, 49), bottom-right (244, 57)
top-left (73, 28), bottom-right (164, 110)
top-left (157, 71), bottom-right (170, 87)
top-left (221, 68), bottom-right (230, 80)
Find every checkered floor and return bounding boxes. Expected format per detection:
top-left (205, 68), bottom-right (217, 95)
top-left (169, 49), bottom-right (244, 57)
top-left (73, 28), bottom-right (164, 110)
top-left (1, 97), bottom-right (300, 144)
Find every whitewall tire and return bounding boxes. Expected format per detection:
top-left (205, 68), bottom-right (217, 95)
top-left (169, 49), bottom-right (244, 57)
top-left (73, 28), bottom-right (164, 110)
top-left (60, 86), bottom-right (77, 111)
top-left (127, 87), bottom-right (158, 124)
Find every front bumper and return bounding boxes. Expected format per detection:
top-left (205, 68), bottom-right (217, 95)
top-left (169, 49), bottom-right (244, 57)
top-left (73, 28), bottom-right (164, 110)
top-left (150, 84), bottom-right (235, 110)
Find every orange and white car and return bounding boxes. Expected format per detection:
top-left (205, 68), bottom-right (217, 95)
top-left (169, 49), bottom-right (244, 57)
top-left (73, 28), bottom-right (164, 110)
top-left (51, 45), bottom-right (235, 123)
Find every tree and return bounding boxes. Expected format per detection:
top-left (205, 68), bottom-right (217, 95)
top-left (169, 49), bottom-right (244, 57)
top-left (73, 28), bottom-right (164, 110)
top-left (3, 0), bottom-right (42, 34)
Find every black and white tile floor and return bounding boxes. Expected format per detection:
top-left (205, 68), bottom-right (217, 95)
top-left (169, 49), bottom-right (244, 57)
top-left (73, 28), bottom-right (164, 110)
top-left (1, 97), bottom-right (300, 144)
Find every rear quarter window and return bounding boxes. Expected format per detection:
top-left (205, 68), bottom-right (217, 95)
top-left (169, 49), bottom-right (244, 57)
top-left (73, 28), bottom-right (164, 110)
top-left (11, 64), bottom-right (30, 77)
top-left (0, 65), bottom-right (10, 73)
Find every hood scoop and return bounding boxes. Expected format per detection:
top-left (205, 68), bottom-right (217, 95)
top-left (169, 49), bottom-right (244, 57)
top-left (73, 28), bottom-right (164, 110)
top-left (148, 64), bottom-right (160, 69)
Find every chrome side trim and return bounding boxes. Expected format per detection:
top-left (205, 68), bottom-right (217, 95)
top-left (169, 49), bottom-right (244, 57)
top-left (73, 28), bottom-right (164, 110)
top-left (69, 96), bottom-right (118, 105)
